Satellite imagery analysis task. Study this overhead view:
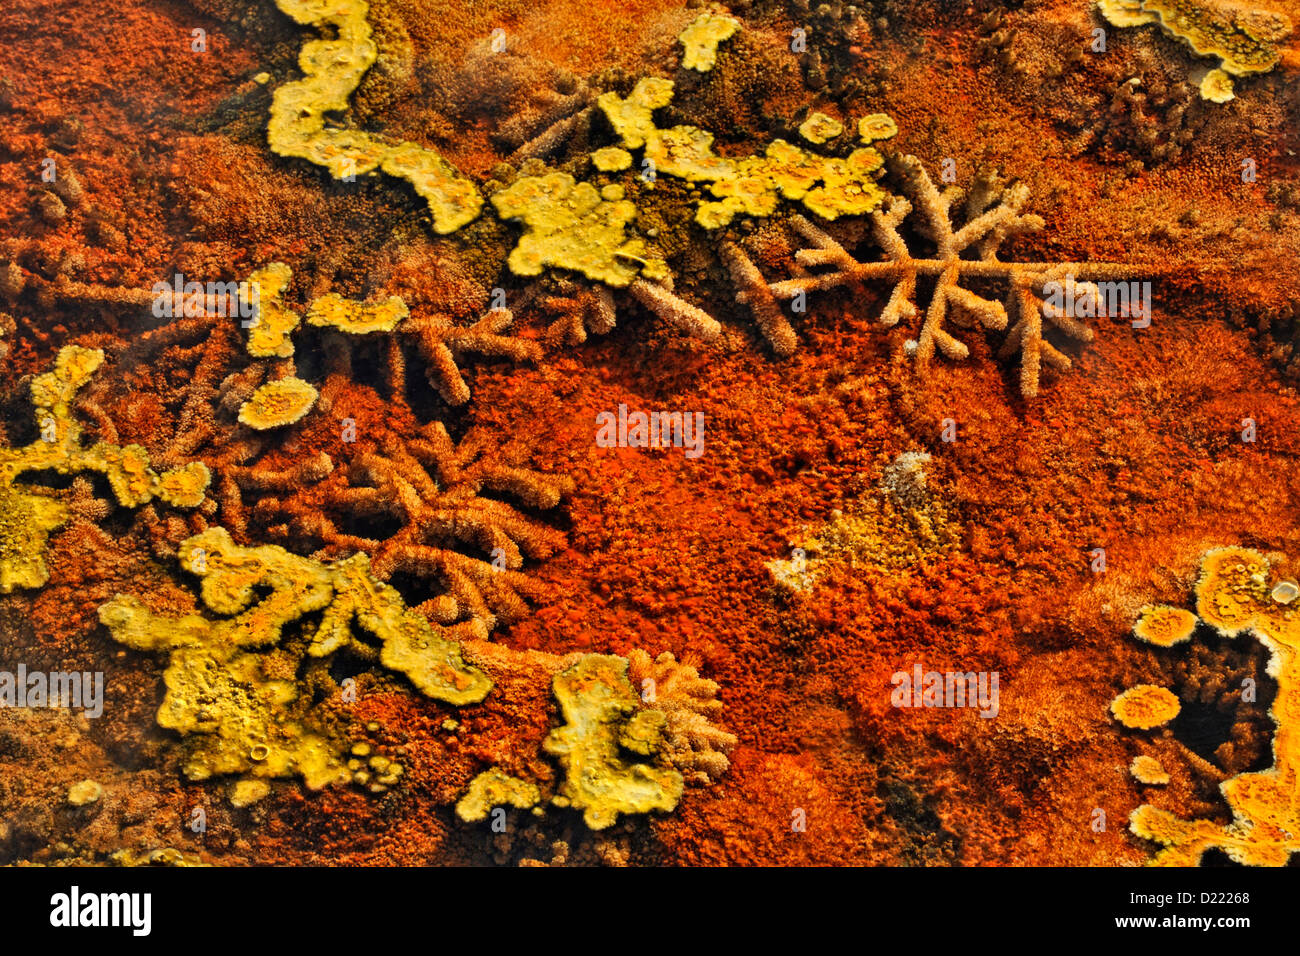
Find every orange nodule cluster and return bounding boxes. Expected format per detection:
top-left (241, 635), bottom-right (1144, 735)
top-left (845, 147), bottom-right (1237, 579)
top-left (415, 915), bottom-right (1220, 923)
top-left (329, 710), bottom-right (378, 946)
top-left (1129, 754), bottom-right (1171, 785)
top-left (1133, 604), bottom-right (1198, 647)
top-left (1110, 684), bottom-right (1181, 729)
top-left (237, 377), bottom-right (319, 431)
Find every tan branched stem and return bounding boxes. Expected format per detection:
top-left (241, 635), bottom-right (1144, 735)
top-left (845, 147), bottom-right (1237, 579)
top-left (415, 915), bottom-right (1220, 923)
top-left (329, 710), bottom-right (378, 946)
top-left (763, 154), bottom-right (1151, 397)
top-left (720, 241), bottom-right (796, 356)
top-left (401, 308), bottom-right (542, 405)
top-left (628, 279), bottom-right (721, 341)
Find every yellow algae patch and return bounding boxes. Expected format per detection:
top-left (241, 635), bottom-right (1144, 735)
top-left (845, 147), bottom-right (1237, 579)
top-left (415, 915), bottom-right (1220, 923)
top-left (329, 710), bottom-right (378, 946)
top-left (1126, 546), bottom-right (1300, 865)
top-left (67, 780), bottom-right (103, 806)
top-left (0, 485), bottom-right (68, 593)
top-left (1098, 0), bottom-right (1159, 28)
top-left (455, 769), bottom-right (541, 822)
top-left (1111, 684), bottom-right (1181, 729)
top-left (229, 778), bottom-right (271, 808)
top-left (109, 848), bottom-right (207, 867)
top-left (99, 527), bottom-right (491, 790)
top-left (1128, 804), bottom-right (1226, 865)
top-left (243, 263), bottom-right (300, 358)
top-left (678, 12), bottom-right (741, 72)
top-left (858, 112), bottom-right (900, 143)
top-left (591, 146), bottom-right (633, 172)
top-left (153, 462), bottom-right (212, 509)
top-left (0, 346), bottom-right (208, 593)
top-left (1134, 604), bottom-right (1197, 647)
top-left (544, 655), bottom-right (684, 829)
top-left (1142, 0), bottom-right (1291, 75)
top-left (238, 377), bottom-right (319, 430)
top-left (1195, 545), bottom-right (1275, 635)
top-left (269, 0), bottom-right (481, 233)
top-left (699, 140), bottom-right (886, 227)
top-left (81, 443), bottom-right (155, 509)
top-left (597, 79), bottom-right (891, 230)
top-left (306, 292), bottom-right (408, 335)
top-left (597, 77), bottom-right (675, 151)
top-left (303, 550), bottom-right (493, 705)
top-left (803, 149), bottom-right (888, 220)
top-left (1130, 754), bottom-right (1171, 784)
top-left (491, 171), bottom-right (664, 286)
top-left (1200, 66), bottom-right (1236, 101)
top-left (379, 142), bottom-right (483, 234)
top-left (29, 344), bottom-right (102, 410)
top-left (644, 125), bottom-right (733, 182)
top-left (375, 605), bottom-right (494, 704)
top-left (722, 139), bottom-right (885, 224)
top-left (749, 139), bottom-right (824, 199)
top-left (1099, 0), bottom-right (1293, 101)
top-left (100, 595), bottom-right (348, 788)
top-left (799, 111), bottom-right (844, 144)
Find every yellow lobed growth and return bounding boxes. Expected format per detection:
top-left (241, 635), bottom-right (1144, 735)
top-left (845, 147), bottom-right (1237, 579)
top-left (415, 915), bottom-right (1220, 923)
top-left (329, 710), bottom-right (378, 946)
top-left (491, 171), bottom-right (668, 286)
top-left (455, 768), bottom-right (541, 822)
top-left (1098, 0), bottom-right (1161, 27)
top-left (104, 599), bottom-right (348, 788)
top-left (801, 149), bottom-right (888, 221)
top-left (1200, 66), bottom-right (1237, 101)
top-left (644, 125), bottom-right (734, 183)
top-left (229, 778), bottom-right (271, 808)
top-left (243, 263), bottom-right (417, 358)
top-left (238, 377), bottom-right (320, 430)
top-left (799, 111), bottom-right (844, 144)
top-left (269, 0), bottom-right (481, 233)
top-left (598, 83), bottom-right (890, 229)
top-left (307, 292), bottom-right (408, 335)
top-left (379, 143), bottom-right (483, 234)
top-left (1196, 546), bottom-right (1285, 632)
top-left (696, 138), bottom-right (886, 226)
top-left (83, 443), bottom-right (166, 509)
top-left (153, 462), bottom-right (211, 509)
top-left (591, 146), bottom-right (633, 172)
top-left (1111, 684), bottom-right (1181, 729)
top-left (1126, 546), bottom-right (1300, 864)
top-left (243, 263), bottom-right (300, 359)
top-left (678, 12), bottom-right (740, 72)
top-left (596, 77), bottom-right (674, 150)
top-left (543, 655), bottom-right (684, 829)
top-left (1141, 0), bottom-right (1292, 74)
top-left (1128, 804), bottom-right (1227, 864)
top-left (192, 527), bottom-right (492, 704)
top-left (858, 112), bottom-right (900, 143)
top-left (0, 486), bottom-right (67, 594)
top-left (371, 606), bottom-right (494, 703)
top-left (1133, 604), bottom-right (1198, 646)
top-left (99, 527), bottom-right (491, 790)
top-left (28, 343), bottom-right (103, 411)
top-left (1130, 754), bottom-right (1171, 784)
top-left (1099, 0), bottom-right (1294, 101)
top-left (0, 346), bottom-right (209, 592)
